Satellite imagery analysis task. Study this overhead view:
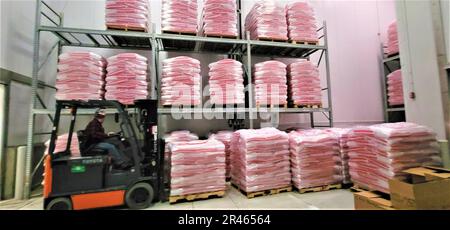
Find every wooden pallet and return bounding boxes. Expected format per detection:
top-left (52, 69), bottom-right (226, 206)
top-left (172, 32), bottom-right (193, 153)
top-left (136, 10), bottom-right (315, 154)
top-left (386, 52), bottom-right (399, 58)
top-left (351, 183), bottom-right (390, 196)
top-left (205, 34), bottom-right (238, 39)
top-left (211, 104), bottom-right (245, 108)
top-left (296, 184), bottom-right (342, 194)
top-left (233, 183), bottom-right (292, 199)
top-left (256, 103), bottom-right (288, 109)
top-left (163, 30), bottom-right (197, 36)
top-left (169, 190), bottom-right (226, 204)
top-left (163, 105), bottom-right (197, 109)
top-left (291, 40), bottom-right (319, 45)
top-left (107, 26), bottom-right (148, 33)
top-left (294, 104), bottom-right (322, 109)
top-left (341, 183), bottom-right (354, 189)
top-left (257, 37), bottom-right (289, 43)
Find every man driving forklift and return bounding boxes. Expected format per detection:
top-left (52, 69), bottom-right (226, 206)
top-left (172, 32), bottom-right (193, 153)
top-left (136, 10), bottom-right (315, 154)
top-left (84, 109), bottom-right (132, 170)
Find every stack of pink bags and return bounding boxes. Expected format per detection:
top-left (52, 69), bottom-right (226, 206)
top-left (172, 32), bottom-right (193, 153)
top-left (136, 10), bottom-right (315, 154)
top-left (210, 131), bottom-right (234, 179)
top-left (326, 128), bottom-right (352, 184)
top-left (387, 21), bottom-right (399, 56)
top-left (230, 128), bottom-right (291, 192)
top-left (209, 59), bottom-right (245, 105)
top-left (387, 69), bottom-right (404, 106)
top-left (289, 129), bottom-right (343, 189)
top-left (161, 56), bottom-right (201, 106)
top-left (288, 60), bottom-right (322, 106)
top-left (200, 0), bottom-right (238, 37)
top-left (348, 122), bottom-right (442, 193)
top-left (105, 53), bottom-right (148, 105)
top-left (245, 0), bottom-right (288, 41)
top-left (45, 133), bottom-right (81, 157)
top-left (105, 0), bottom-right (149, 31)
top-left (254, 61), bottom-right (288, 106)
top-left (168, 139), bottom-right (226, 196)
top-left (56, 52), bottom-right (106, 101)
top-left (161, 0), bottom-right (198, 34)
top-left (286, 2), bottom-right (319, 43)
top-left (163, 131), bottom-right (199, 185)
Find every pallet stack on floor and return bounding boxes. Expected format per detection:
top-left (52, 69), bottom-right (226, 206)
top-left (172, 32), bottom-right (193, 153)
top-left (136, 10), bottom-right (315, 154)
top-left (347, 122), bottom-right (448, 210)
top-left (230, 128), bottom-right (292, 199)
top-left (289, 129), bottom-right (343, 193)
top-left (167, 138), bottom-right (227, 204)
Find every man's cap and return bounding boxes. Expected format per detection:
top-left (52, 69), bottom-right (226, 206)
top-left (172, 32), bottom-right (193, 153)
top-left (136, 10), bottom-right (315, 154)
top-left (95, 109), bottom-right (106, 118)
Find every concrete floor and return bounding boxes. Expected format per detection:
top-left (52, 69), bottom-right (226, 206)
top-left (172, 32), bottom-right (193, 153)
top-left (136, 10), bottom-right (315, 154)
top-left (0, 185), bottom-right (355, 210)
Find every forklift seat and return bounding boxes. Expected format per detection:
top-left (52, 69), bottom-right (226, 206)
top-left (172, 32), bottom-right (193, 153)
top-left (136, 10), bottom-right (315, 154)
top-left (77, 130), bottom-right (108, 156)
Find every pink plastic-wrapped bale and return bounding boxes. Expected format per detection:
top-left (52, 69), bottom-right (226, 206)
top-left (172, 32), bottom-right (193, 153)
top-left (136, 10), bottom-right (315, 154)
top-left (200, 0), bottom-right (238, 37)
top-left (387, 69), bottom-right (404, 106)
top-left (288, 60), bottom-right (322, 106)
top-left (326, 128), bottom-right (352, 184)
top-left (245, 0), bottom-right (288, 41)
top-left (210, 131), bottom-right (234, 178)
top-left (209, 59), bottom-right (245, 105)
top-left (161, 56), bottom-right (201, 106)
top-left (105, 53), bottom-right (148, 105)
top-left (168, 139), bottom-right (226, 196)
top-left (56, 52), bottom-right (106, 101)
top-left (387, 21), bottom-right (399, 56)
top-left (348, 122), bottom-right (442, 193)
top-left (44, 133), bottom-right (81, 157)
top-left (162, 0), bottom-right (198, 34)
top-left (230, 128), bottom-right (291, 192)
top-left (105, 0), bottom-right (149, 31)
top-left (163, 131), bottom-right (199, 185)
top-left (286, 2), bottom-right (319, 43)
top-left (289, 129), bottom-right (343, 189)
top-left (253, 61), bottom-right (287, 106)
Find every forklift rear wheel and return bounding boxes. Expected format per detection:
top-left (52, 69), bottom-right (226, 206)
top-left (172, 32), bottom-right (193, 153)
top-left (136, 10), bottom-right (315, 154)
top-left (46, 197), bottom-right (73, 210)
top-left (125, 183), bottom-right (154, 210)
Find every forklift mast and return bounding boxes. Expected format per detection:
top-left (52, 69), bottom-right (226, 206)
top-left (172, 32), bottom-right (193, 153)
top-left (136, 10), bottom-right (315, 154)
top-left (133, 100), bottom-right (167, 201)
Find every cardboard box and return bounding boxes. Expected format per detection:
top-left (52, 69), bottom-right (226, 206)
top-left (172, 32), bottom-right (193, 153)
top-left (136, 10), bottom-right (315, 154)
top-left (354, 191), bottom-right (395, 210)
top-left (389, 166), bottom-right (450, 210)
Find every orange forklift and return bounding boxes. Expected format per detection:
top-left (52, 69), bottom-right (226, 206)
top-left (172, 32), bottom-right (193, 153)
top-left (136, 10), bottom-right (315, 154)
top-left (43, 100), bottom-right (166, 210)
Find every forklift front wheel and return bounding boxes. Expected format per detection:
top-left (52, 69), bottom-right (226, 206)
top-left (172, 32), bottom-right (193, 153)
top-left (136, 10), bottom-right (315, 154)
top-left (125, 182), bottom-right (154, 210)
top-left (46, 197), bottom-right (73, 210)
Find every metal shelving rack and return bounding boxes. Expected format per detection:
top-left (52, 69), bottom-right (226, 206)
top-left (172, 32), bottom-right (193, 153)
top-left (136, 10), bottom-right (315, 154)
top-left (380, 46), bottom-right (405, 123)
top-left (25, 0), bottom-right (333, 199)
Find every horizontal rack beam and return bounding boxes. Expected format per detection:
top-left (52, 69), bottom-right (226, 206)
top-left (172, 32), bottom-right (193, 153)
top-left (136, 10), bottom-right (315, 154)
top-left (158, 107), bottom-right (329, 114)
top-left (156, 33), bottom-right (247, 45)
top-left (386, 107), bottom-right (405, 112)
top-left (257, 108), bottom-right (330, 113)
top-left (39, 26), bottom-right (152, 38)
top-left (39, 26), bottom-right (153, 50)
top-left (250, 39), bottom-right (325, 50)
top-left (33, 108), bottom-right (136, 115)
top-left (158, 108), bottom-right (249, 115)
top-left (383, 54), bottom-right (400, 63)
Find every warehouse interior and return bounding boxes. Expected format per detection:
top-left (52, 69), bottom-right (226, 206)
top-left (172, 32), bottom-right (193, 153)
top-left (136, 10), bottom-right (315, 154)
top-left (0, 0), bottom-right (449, 210)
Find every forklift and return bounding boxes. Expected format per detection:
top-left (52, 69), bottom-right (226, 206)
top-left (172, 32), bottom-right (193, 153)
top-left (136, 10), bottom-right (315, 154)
top-left (43, 100), bottom-right (166, 210)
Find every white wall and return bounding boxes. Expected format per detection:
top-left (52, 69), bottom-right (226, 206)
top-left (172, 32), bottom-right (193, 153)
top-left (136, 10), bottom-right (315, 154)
top-left (276, 0), bottom-right (396, 127)
top-left (396, 0), bottom-right (447, 139)
top-left (1, 0), bottom-right (397, 143)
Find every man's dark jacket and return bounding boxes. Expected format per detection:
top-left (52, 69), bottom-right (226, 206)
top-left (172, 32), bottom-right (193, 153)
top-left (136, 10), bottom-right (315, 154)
top-left (84, 118), bottom-right (108, 147)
